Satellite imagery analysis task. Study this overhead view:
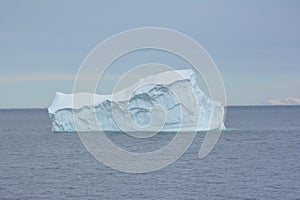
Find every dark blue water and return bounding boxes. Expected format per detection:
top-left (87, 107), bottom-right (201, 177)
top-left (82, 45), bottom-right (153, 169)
top-left (0, 106), bottom-right (300, 199)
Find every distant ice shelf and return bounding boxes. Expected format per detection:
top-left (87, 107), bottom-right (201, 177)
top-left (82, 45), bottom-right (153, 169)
top-left (48, 69), bottom-right (225, 132)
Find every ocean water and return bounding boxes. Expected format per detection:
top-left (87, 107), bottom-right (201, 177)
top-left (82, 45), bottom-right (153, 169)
top-left (0, 106), bottom-right (300, 199)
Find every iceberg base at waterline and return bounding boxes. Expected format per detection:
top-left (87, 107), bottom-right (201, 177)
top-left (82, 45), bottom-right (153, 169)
top-left (48, 70), bottom-right (225, 132)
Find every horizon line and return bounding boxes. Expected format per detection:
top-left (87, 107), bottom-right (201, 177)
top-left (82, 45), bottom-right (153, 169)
top-left (1, 104), bottom-right (300, 110)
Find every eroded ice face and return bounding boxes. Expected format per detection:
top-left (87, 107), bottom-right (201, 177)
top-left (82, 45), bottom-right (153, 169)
top-left (48, 69), bottom-right (225, 132)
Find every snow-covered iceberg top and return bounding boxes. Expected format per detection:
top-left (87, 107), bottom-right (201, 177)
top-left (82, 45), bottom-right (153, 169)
top-left (48, 69), bottom-right (225, 132)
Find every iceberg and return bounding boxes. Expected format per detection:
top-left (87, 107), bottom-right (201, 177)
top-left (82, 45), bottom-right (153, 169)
top-left (48, 69), bottom-right (225, 132)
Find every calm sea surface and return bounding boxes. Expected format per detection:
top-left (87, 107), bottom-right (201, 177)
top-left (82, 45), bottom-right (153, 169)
top-left (0, 106), bottom-right (300, 199)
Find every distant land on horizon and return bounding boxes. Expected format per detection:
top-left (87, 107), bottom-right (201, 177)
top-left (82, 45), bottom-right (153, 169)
top-left (260, 97), bottom-right (300, 106)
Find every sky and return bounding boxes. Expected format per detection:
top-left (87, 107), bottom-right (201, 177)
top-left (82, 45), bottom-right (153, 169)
top-left (0, 0), bottom-right (299, 107)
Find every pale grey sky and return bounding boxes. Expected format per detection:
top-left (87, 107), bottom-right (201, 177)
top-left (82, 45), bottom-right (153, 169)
top-left (0, 0), bottom-right (299, 107)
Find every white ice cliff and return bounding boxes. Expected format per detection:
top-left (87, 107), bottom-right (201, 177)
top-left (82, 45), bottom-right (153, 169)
top-left (48, 69), bottom-right (225, 132)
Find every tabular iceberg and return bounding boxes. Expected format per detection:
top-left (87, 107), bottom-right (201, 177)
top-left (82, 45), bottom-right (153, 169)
top-left (48, 69), bottom-right (225, 132)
